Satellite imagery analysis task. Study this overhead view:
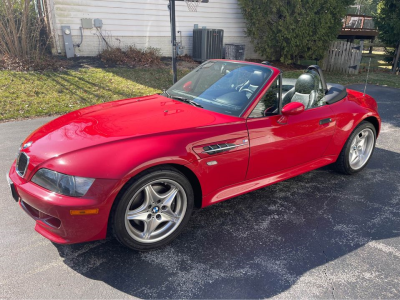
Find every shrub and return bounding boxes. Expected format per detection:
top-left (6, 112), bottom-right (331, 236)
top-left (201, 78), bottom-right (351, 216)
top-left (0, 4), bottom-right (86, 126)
top-left (0, 0), bottom-right (50, 63)
top-left (238, 0), bottom-right (353, 64)
top-left (375, 0), bottom-right (400, 47)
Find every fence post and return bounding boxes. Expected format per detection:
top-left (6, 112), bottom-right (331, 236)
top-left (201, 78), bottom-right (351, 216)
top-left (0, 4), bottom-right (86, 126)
top-left (356, 40), bottom-right (364, 74)
top-left (393, 42), bottom-right (400, 74)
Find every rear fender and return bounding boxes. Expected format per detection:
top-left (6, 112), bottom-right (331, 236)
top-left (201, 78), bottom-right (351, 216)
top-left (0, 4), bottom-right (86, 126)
top-left (323, 93), bottom-right (381, 157)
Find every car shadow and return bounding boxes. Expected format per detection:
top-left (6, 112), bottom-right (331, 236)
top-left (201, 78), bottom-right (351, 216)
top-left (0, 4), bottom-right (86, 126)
top-left (53, 145), bottom-right (400, 299)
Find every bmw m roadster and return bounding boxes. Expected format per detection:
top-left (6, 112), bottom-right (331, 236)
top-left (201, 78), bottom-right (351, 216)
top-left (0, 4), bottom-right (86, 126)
top-left (7, 60), bottom-right (380, 250)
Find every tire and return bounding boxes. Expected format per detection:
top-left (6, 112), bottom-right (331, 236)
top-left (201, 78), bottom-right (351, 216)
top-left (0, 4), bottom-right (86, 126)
top-left (111, 167), bottom-right (194, 251)
top-left (333, 120), bottom-right (376, 175)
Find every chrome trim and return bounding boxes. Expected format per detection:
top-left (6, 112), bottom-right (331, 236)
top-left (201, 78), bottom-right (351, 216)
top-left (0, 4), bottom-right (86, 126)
top-left (22, 141), bottom-right (33, 149)
top-left (16, 152), bottom-right (29, 178)
top-left (202, 143), bottom-right (247, 154)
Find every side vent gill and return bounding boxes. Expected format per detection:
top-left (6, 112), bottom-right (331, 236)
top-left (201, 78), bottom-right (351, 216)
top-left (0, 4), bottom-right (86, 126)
top-left (202, 143), bottom-right (237, 155)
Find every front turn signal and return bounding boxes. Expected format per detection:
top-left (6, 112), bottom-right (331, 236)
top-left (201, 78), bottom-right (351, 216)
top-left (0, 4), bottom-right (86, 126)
top-left (70, 209), bottom-right (99, 215)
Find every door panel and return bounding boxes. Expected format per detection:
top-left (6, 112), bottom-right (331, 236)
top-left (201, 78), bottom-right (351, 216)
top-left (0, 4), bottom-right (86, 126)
top-left (192, 136), bottom-right (250, 196)
top-left (246, 105), bottom-right (336, 179)
top-left (194, 149), bottom-right (250, 196)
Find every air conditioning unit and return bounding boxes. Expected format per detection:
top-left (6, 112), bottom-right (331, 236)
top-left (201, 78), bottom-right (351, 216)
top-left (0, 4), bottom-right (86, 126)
top-left (225, 44), bottom-right (246, 61)
top-left (192, 28), bottom-right (224, 62)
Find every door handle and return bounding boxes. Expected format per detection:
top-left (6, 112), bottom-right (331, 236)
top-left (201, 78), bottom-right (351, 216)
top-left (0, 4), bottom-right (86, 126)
top-left (319, 118), bottom-right (332, 125)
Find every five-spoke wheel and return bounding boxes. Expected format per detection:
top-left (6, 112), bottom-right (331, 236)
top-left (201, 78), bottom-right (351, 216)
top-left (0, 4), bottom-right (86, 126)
top-left (124, 179), bottom-right (187, 243)
top-left (111, 168), bottom-right (194, 251)
top-left (348, 128), bottom-right (375, 170)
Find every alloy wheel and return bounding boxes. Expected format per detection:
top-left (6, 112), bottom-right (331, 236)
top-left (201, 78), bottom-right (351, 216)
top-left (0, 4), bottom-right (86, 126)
top-left (348, 128), bottom-right (375, 170)
top-left (124, 179), bottom-right (187, 243)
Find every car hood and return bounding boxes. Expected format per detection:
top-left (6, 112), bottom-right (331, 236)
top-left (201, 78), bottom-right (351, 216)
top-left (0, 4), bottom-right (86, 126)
top-left (21, 94), bottom-right (240, 167)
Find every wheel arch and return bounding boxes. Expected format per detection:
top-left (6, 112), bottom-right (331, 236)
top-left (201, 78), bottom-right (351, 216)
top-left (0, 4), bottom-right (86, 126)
top-left (122, 163), bottom-right (202, 209)
top-left (172, 164), bottom-right (203, 209)
top-left (363, 116), bottom-right (380, 137)
top-left (340, 115), bottom-right (380, 153)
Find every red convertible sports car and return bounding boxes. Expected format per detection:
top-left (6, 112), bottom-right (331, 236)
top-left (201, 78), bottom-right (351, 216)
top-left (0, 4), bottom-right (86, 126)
top-left (7, 60), bottom-right (380, 250)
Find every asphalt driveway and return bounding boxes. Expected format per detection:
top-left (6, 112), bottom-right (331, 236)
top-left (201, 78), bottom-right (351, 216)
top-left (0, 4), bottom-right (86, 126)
top-left (1, 84), bottom-right (399, 299)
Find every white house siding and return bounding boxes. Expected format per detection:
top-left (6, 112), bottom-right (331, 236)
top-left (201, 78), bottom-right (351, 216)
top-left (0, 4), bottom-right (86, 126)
top-left (48, 0), bottom-right (261, 59)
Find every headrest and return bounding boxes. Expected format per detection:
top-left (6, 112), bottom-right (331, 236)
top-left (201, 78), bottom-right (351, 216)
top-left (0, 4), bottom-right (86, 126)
top-left (249, 71), bottom-right (264, 86)
top-left (295, 73), bottom-right (317, 94)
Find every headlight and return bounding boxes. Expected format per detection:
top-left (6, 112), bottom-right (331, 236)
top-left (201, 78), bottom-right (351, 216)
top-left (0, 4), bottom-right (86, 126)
top-left (31, 169), bottom-right (94, 197)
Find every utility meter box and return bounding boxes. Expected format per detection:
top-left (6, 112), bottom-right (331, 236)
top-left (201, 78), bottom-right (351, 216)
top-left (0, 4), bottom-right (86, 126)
top-left (61, 25), bottom-right (74, 58)
top-left (94, 19), bottom-right (103, 29)
top-left (81, 18), bottom-right (92, 29)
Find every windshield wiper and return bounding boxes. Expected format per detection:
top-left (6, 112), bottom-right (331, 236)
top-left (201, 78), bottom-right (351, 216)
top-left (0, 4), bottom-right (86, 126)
top-left (162, 90), bottom-right (203, 108)
top-left (163, 89), bottom-right (172, 98)
top-left (171, 96), bottom-right (203, 108)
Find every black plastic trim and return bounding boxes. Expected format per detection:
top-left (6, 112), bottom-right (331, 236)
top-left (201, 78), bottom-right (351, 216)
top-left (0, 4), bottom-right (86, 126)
top-left (203, 143), bottom-right (236, 155)
top-left (324, 84), bottom-right (348, 105)
top-left (319, 118), bottom-right (332, 125)
top-left (10, 183), bottom-right (19, 202)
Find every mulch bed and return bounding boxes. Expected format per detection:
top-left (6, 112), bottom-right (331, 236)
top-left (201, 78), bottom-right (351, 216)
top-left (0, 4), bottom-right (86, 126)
top-left (1, 54), bottom-right (302, 72)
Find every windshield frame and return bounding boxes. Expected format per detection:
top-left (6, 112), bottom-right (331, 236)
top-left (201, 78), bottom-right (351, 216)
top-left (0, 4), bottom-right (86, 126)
top-left (164, 60), bottom-right (279, 118)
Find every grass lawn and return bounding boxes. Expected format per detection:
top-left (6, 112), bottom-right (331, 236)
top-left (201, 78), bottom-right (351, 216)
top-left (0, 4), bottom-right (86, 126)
top-left (0, 68), bottom-right (187, 122)
top-left (0, 65), bottom-right (399, 122)
top-left (361, 50), bottom-right (394, 71)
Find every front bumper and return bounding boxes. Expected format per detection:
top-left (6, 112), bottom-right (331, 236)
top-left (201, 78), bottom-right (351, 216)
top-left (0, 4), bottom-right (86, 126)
top-left (8, 163), bottom-right (121, 244)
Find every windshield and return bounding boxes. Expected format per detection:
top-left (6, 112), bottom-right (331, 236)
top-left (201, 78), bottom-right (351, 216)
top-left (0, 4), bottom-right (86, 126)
top-left (165, 60), bottom-right (273, 117)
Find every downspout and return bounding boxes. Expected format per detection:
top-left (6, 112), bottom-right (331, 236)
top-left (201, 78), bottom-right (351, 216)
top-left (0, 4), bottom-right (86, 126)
top-left (41, 0), bottom-right (46, 16)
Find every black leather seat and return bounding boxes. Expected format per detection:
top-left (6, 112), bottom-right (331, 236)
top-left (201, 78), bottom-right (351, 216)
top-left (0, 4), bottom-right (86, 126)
top-left (289, 73), bottom-right (318, 108)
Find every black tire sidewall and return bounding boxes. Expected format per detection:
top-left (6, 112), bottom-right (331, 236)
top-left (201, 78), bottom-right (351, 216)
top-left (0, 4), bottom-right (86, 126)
top-left (112, 169), bottom-right (194, 251)
top-left (343, 121), bottom-right (376, 174)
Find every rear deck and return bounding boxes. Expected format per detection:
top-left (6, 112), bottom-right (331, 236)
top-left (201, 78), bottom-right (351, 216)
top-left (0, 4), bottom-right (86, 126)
top-left (338, 14), bottom-right (378, 41)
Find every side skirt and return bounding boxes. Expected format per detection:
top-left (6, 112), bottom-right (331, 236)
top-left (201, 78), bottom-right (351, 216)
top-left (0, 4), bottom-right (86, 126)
top-left (202, 156), bottom-right (336, 207)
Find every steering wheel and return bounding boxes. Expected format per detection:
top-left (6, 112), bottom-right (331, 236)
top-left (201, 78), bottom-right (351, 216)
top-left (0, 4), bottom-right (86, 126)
top-left (240, 88), bottom-right (254, 94)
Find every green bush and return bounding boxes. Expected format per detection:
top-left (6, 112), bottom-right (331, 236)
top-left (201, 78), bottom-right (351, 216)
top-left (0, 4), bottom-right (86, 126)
top-left (375, 0), bottom-right (400, 47)
top-left (238, 0), bottom-right (353, 64)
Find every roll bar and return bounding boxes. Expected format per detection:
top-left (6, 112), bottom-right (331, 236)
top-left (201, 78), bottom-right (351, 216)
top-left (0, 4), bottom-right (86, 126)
top-left (307, 65), bottom-right (328, 94)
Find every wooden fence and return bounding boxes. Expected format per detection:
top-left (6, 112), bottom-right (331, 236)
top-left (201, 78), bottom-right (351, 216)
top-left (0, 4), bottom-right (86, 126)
top-left (322, 41), bottom-right (363, 74)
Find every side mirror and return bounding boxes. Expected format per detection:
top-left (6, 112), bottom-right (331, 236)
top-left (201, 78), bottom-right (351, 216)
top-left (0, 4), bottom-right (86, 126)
top-left (183, 81), bottom-right (193, 92)
top-left (282, 102), bottom-right (305, 116)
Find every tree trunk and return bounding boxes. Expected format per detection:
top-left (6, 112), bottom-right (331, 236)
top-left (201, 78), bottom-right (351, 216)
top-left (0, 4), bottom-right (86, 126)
top-left (393, 42), bottom-right (400, 74)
